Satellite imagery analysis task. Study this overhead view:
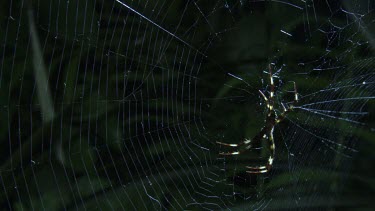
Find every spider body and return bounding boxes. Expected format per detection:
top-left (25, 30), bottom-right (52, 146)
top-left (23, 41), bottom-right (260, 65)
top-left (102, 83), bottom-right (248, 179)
top-left (217, 65), bottom-right (298, 174)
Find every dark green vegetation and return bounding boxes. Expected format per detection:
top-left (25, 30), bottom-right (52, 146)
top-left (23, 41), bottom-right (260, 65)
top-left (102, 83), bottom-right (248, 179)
top-left (0, 0), bottom-right (374, 210)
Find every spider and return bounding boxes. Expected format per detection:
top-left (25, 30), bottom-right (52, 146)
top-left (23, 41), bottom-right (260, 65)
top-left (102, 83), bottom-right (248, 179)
top-left (217, 65), bottom-right (298, 174)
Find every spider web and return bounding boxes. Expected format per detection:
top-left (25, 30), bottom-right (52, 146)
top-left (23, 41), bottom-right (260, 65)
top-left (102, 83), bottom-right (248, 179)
top-left (1, 0), bottom-right (375, 210)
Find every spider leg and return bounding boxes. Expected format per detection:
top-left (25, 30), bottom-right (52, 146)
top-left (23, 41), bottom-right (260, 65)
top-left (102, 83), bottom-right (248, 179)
top-left (246, 166), bottom-right (269, 174)
top-left (246, 128), bottom-right (275, 174)
top-left (259, 65), bottom-right (276, 112)
top-left (276, 82), bottom-right (299, 123)
top-left (216, 138), bottom-right (251, 147)
top-left (292, 81), bottom-right (298, 103)
top-left (216, 141), bottom-right (240, 147)
top-left (276, 109), bottom-right (288, 123)
top-left (218, 150), bottom-right (244, 156)
top-left (217, 146), bottom-right (248, 156)
top-left (216, 139), bottom-right (252, 156)
top-left (258, 90), bottom-right (268, 102)
top-left (281, 102), bottom-right (287, 112)
top-left (288, 81), bottom-right (298, 104)
top-left (268, 65), bottom-right (275, 113)
top-left (246, 155), bottom-right (274, 174)
top-left (268, 65), bottom-right (275, 98)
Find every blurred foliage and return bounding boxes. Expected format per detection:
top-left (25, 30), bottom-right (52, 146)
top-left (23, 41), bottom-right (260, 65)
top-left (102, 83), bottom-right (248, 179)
top-left (0, 0), bottom-right (374, 210)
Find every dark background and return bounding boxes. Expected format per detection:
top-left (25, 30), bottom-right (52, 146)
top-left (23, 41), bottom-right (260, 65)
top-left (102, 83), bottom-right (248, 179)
top-left (0, 0), bottom-right (374, 210)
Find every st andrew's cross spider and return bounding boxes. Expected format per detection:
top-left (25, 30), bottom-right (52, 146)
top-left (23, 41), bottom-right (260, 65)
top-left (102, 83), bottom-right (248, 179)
top-left (217, 65), bottom-right (298, 174)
